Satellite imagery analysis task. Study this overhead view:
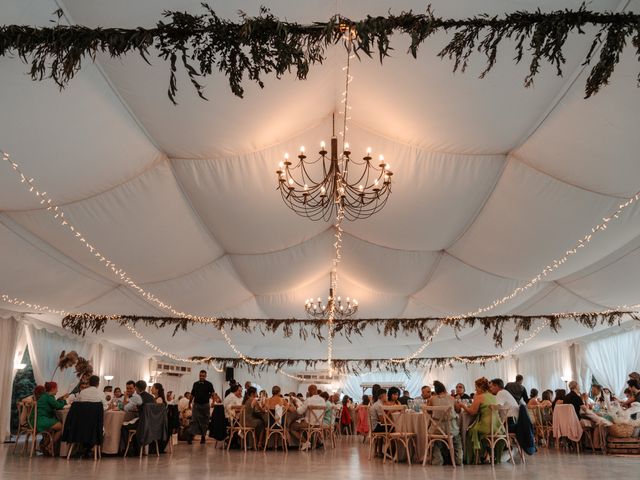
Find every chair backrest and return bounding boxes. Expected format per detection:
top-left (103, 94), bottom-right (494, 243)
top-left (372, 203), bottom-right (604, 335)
top-left (380, 405), bottom-right (405, 432)
top-left (17, 397), bottom-right (35, 428)
top-left (61, 402), bottom-right (104, 445)
top-left (306, 406), bottom-right (326, 426)
top-left (137, 403), bottom-right (168, 446)
top-left (266, 408), bottom-right (288, 429)
top-left (422, 405), bottom-right (453, 437)
top-left (489, 404), bottom-right (509, 437)
top-left (229, 405), bottom-right (245, 428)
top-left (26, 399), bottom-right (38, 432)
top-left (528, 406), bottom-right (541, 426)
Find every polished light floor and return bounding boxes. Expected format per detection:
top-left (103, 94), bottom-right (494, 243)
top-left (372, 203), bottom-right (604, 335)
top-left (2, 436), bottom-right (638, 480)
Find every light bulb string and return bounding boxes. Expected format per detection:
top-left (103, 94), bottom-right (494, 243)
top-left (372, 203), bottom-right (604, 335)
top-left (450, 319), bottom-right (550, 365)
top-left (0, 150), bottom-right (268, 368)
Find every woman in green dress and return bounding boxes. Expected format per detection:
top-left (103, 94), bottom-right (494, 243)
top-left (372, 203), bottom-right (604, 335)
top-left (32, 382), bottom-right (69, 455)
top-left (456, 377), bottom-right (504, 464)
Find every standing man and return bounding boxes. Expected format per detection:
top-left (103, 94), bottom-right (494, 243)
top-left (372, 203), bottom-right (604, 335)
top-left (505, 374), bottom-right (529, 404)
top-left (186, 370), bottom-right (215, 445)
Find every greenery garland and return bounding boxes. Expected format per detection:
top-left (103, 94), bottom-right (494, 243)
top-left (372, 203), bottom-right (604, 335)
top-left (61, 310), bottom-right (639, 347)
top-left (0, 4), bottom-right (638, 103)
top-left (189, 355), bottom-right (499, 375)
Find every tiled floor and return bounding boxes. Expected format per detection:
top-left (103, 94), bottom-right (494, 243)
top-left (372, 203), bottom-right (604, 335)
top-left (2, 436), bottom-right (637, 479)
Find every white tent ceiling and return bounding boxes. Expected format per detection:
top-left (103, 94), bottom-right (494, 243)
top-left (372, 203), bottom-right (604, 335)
top-left (1, 0), bottom-right (640, 361)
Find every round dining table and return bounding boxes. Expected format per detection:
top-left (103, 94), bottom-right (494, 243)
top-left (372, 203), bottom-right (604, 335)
top-left (58, 407), bottom-right (136, 456)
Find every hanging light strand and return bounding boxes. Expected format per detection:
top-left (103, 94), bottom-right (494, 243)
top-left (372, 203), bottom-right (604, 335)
top-left (447, 190), bottom-right (640, 320)
top-left (451, 320), bottom-right (551, 365)
top-left (384, 321), bottom-right (444, 364)
top-left (1, 150), bottom-right (268, 368)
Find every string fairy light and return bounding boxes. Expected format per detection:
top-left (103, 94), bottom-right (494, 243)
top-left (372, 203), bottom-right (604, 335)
top-left (446, 190), bottom-right (640, 320)
top-left (384, 321), bottom-right (444, 364)
top-left (1, 149), bottom-right (269, 367)
top-left (124, 322), bottom-right (223, 371)
top-left (3, 146), bottom-right (640, 370)
top-left (451, 319), bottom-right (550, 365)
top-left (125, 321), bottom-right (306, 380)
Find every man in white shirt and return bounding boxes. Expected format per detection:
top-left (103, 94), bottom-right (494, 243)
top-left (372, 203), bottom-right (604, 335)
top-left (291, 384), bottom-right (327, 450)
top-left (178, 392), bottom-right (191, 413)
top-left (76, 375), bottom-right (109, 410)
top-left (490, 378), bottom-right (519, 421)
top-left (223, 384), bottom-right (243, 419)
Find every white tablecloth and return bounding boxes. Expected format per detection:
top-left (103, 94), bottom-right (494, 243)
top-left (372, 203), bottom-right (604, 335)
top-left (393, 411), bottom-right (425, 462)
top-left (58, 408), bottom-right (136, 456)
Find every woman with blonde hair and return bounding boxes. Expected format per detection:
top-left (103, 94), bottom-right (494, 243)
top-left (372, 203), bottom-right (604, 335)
top-left (456, 377), bottom-right (503, 464)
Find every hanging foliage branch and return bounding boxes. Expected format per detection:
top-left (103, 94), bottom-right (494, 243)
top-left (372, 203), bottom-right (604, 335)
top-left (61, 310), bottom-right (639, 347)
top-left (188, 355), bottom-right (499, 375)
top-left (0, 4), bottom-right (638, 103)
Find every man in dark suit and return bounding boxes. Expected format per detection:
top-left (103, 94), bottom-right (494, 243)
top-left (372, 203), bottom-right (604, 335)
top-left (505, 374), bottom-right (529, 404)
top-left (563, 381), bottom-right (584, 417)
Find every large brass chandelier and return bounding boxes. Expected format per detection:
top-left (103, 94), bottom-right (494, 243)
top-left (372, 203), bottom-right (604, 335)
top-left (275, 34), bottom-right (393, 222)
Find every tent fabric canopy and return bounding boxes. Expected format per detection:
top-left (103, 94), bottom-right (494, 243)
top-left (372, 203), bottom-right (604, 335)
top-left (1, 0), bottom-right (640, 361)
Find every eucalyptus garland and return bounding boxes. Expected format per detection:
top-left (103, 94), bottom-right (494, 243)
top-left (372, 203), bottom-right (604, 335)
top-left (1, 4), bottom-right (638, 103)
top-left (61, 310), bottom-right (639, 347)
top-left (189, 355), bottom-right (498, 375)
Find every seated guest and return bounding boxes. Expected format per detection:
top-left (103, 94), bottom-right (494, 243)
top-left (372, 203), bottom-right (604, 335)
top-left (356, 395), bottom-right (370, 437)
top-left (540, 390), bottom-right (553, 408)
top-left (113, 387), bottom-right (123, 400)
top-left (240, 387), bottom-right (266, 448)
top-left (368, 389), bottom-right (387, 433)
top-left (489, 378), bottom-right (519, 420)
top-left (421, 385), bottom-right (432, 401)
top-left (33, 382), bottom-right (69, 455)
top-left (291, 384), bottom-right (327, 451)
top-left (399, 390), bottom-right (412, 405)
top-left (178, 392), bottom-right (191, 412)
top-left (103, 385), bottom-right (113, 403)
top-left (588, 384), bottom-right (604, 408)
top-left (386, 387), bottom-right (401, 405)
top-left (623, 379), bottom-right (640, 408)
top-left (552, 389), bottom-right (566, 409)
top-left (629, 372), bottom-right (640, 383)
top-left (223, 384), bottom-right (243, 419)
top-left (428, 380), bottom-right (462, 466)
top-left (505, 374), bottom-right (529, 404)
top-left (563, 381), bottom-right (584, 417)
top-left (457, 377), bottom-right (503, 464)
top-left (123, 380), bottom-right (136, 407)
top-left (320, 391), bottom-right (332, 426)
top-left (454, 383), bottom-right (470, 401)
top-left (151, 383), bottom-right (166, 404)
top-left (265, 385), bottom-right (287, 409)
top-left (124, 380), bottom-right (155, 413)
top-left (67, 380), bottom-right (89, 404)
top-left (527, 389), bottom-right (540, 406)
top-left (224, 380), bottom-right (237, 398)
top-left (76, 375), bottom-right (109, 410)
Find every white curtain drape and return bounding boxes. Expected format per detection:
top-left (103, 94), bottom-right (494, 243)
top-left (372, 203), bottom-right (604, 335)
top-left (24, 322), bottom-right (95, 394)
top-left (93, 343), bottom-right (150, 390)
top-left (0, 315), bottom-right (21, 441)
top-left (579, 329), bottom-right (640, 395)
top-left (517, 344), bottom-right (573, 393)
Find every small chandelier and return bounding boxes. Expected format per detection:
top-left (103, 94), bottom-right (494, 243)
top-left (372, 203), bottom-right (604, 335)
top-left (276, 117), bottom-right (393, 222)
top-left (304, 293), bottom-right (358, 320)
top-left (304, 269), bottom-right (358, 320)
